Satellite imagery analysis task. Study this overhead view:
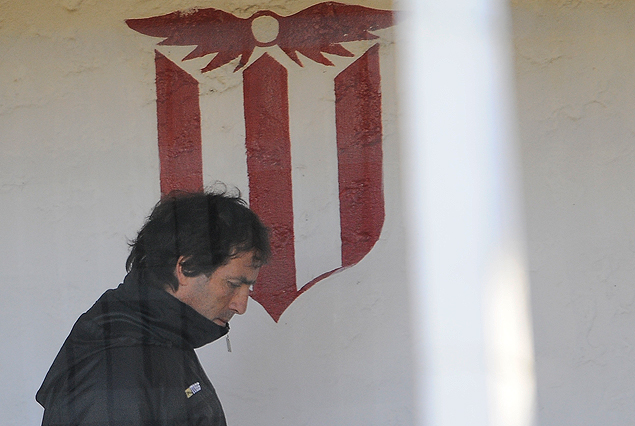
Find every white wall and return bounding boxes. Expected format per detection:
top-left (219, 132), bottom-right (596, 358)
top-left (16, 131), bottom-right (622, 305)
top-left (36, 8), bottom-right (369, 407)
top-left (513, 1), bottom-right (635, 425)
top-left (0, 1), bottom-right (414, 425)
top-left (7, 1), bottom-right (634, 425)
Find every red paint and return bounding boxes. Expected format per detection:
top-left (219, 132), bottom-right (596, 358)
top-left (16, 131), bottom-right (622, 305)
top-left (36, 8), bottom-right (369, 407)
top-left (243, 54), bottom-right (297, 322)
top-left (128, 4), bottom-right (394, 321)
top-left (335, 44), bottom-right (384, 266)
top-left (155, 51), bottom-right (203, 195)
top-left (126, 3), bottom-right (393, 71)
top-left (276, 2), bottom-right (393, 67)
top-left (127, 10), bottom-right (254, 72)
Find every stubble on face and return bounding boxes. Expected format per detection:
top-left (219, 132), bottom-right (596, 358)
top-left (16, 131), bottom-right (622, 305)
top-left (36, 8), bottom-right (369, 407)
top-left (173, 251), bottom-right (261, 326)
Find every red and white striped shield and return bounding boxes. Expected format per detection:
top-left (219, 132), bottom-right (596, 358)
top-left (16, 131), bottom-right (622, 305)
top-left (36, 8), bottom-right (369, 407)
top-left (127, 2), bottom-right (393, 321)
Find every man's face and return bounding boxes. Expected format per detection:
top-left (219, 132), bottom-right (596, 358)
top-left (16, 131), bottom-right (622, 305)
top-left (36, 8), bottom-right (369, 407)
top-left (174, 251), bottom-right (261, 326)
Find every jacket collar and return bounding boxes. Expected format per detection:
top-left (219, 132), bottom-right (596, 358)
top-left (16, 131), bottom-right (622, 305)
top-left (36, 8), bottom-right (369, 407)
top-left (111, 270), bottom-right (230, 349)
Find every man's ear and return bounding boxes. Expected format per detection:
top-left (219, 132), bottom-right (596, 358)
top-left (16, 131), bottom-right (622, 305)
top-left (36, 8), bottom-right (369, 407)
top-left (174, 256), bottom-right (189, 288)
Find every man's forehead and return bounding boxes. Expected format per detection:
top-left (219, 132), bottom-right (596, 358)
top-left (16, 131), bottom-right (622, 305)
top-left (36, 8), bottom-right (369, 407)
top-left (231, 249), bottom-right (264, 268)
top-left (226, 251), bottom-right (261, 274)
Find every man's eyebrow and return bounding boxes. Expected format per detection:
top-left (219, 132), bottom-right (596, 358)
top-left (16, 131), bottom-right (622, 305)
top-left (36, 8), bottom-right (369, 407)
top-left (228, 276), bottom-right (257, 285)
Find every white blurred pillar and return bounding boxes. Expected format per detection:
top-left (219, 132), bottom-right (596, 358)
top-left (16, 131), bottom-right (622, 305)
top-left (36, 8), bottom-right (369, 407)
top-left (398, 1), bottom-right (536, 426)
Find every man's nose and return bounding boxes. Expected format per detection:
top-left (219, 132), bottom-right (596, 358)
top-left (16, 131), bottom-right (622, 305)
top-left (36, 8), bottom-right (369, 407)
top-left (229, 286), bottom-right (250, 315)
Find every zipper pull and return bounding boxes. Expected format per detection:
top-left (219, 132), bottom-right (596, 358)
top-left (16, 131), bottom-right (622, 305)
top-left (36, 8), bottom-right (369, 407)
top-left (226, 334), bottom-right (232, 352)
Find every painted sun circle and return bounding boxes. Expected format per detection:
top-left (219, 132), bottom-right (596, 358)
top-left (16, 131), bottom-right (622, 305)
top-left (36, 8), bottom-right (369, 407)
top-left (251, 15), bottom-right (279, 44)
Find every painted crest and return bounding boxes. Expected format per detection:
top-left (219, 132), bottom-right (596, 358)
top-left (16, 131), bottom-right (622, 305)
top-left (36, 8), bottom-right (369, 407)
top-left (127, 2), bottom-right (393, 321)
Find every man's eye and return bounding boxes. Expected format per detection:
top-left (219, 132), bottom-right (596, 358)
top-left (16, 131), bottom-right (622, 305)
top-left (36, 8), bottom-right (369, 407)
top-left (228, 281), bottom-right (241, 289)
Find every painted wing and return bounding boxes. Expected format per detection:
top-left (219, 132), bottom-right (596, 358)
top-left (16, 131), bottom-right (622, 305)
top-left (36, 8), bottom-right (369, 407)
top-left (276, 2), bottom-right (394, 66)
top-left (126, 8), bottom-right (255, 72)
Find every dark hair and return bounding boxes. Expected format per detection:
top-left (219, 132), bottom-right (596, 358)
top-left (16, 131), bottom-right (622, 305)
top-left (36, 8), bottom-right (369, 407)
top-left (126, 190), bottom-right (270, 291)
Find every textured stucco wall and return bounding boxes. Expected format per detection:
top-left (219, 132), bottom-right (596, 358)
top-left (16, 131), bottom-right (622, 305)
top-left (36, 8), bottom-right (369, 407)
top-left (513, 1), bottom-right (635, 425)
top-left (0, 1), bottom-right (412, 425)
top-left (9, 0), bottom-right (635, 425)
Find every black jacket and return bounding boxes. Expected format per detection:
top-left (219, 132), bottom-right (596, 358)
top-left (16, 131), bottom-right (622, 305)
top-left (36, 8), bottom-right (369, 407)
top-left (36, 271), bottom-right (230, 425)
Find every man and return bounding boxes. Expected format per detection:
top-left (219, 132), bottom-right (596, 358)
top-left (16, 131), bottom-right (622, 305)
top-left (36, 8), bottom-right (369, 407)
top-left (36, 190), bottom-right (270, 425)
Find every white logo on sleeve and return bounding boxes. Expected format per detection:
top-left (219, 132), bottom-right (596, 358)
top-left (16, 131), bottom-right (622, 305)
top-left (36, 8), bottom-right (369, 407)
top-left (185, 382), bottom-right (201, 398)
